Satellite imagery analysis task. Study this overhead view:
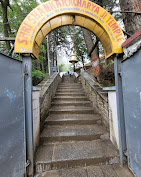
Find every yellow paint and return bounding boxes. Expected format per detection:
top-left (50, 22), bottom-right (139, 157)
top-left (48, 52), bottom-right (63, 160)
top-left (75, 15), bottom-right (86, 27)
top-left (83, 18), bottom-right (96, 32)
top-left (100, 32), bottom-right (110, 48)
top-left (62, 15), bottom-right (74, 25)
top-left (50, 16), bottom-right (62, 30)
top-left (35, 30), bottom-right (44, 47)
top-left (15, 0), bottom-right (125, 59)
top-left (41, 22), bottom-right (51, 37)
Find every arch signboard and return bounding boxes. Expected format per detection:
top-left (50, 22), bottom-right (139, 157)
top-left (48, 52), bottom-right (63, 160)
top-left (14, 0), bottom-right (125, 59)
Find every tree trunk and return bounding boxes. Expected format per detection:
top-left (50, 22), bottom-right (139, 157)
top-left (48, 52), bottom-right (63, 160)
top-left (83, 0), bottom-right (103, 57)
top-left (82, 29), bottom-right (93, 54)
top-left (1, 0), bottom-right (11, 50)
top-left (119, 0), bottom-right (141, 35)
top-left (82, 28), bottom-right (99, 57)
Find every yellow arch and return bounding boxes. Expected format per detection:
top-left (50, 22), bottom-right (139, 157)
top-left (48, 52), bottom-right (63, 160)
top-left (14, 0), bottom-right (125, 59)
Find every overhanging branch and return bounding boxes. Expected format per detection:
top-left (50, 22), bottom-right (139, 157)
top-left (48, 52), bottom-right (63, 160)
top-left (88, 39), bottom-right (99, 57)
top-left (108, 10), bottom-right (141, 14)
top-left (0, 37), bottom-right (15, 41)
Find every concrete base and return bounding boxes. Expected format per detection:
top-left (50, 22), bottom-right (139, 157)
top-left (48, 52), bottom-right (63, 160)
top-left (35, 164), bottom-right (134, 177)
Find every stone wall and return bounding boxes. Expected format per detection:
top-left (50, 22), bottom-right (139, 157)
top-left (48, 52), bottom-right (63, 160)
top-left (32, 73), bottom-right (62, 152)
top-left (80, 72), bottom-right (109, 128)
top-left (39, 73), bottom-right (62, 130)
top-left (80, 72), bottom-right (120, 149)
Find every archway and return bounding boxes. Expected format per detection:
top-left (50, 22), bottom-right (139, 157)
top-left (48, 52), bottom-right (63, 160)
top-left (14, 1), bottom-right (126, 176)
top-left (14, 0), bottom-right (125, 59)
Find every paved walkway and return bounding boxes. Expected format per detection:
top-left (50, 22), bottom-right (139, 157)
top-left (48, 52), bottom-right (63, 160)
top-left (35, 75), bottom-right (134, 177)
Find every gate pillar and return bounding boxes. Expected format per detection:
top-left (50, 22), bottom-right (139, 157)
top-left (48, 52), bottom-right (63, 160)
top-left (114, 55), bottom-right (127, 165)
top-left (22, 56), bottom-right (34, 177)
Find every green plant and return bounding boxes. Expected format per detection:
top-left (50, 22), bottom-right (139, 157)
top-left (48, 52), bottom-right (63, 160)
top-left (32, 70), bottom-right (44, 86)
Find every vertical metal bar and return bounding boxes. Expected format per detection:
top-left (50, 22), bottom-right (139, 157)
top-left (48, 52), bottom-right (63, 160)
top-left (47, 36), bottom-right (51, 75)
top-left (114, 55), bottom-right (127, 166)
top-left (22, 56), bottom-right (34, 177)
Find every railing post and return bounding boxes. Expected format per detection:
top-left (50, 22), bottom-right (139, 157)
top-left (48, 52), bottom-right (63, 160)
top-left (114, 55), bottom-right (127, 166)
top-left (22, 56), bottom-right (34, 177)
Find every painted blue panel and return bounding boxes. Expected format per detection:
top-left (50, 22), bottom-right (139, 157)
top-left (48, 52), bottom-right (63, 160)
top-left (122, 49), bottom-right (141, 177)
top-left (0, 54), bottom-right (26, 177)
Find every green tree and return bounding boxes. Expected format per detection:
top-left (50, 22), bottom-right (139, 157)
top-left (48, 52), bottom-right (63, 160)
top-left (0, 0), bottom-right (39, 50)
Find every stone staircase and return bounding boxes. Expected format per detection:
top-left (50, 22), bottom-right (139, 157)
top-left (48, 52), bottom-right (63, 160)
top-left (35, 75), bottom-right (134, 177)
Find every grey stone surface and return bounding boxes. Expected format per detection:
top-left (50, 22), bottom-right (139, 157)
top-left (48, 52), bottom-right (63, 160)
top-left (35, 140), bottom-right (119, 168)
top-left (57, 89), bottom-right (84, 92)
top-left (80, 73), bottom-right (109, 127)
top-left (113, 164), bottom-right (134, 177)
top-left (45, 113), bottom-right (101, 125)
top-left (39, 73), bottom-right (62, 129)
top-left (51, 100), bottom-right (91, 107)
top-left (35, 165), bottom-right (134, 177)
top-left (87, 165), bottom-right (105, 177)
top-left (55, 93), bottom-right (86, 96)
top-left (41, 124), bottom-right (107, 142)
top-left (35, 144), bottom-right (54, 163)
top-left (49, 106), bottom-right (95, 115)
top-left (35, 75), bottom-right (134, 177)
top-left (58, 167), bottom-right (87, 177)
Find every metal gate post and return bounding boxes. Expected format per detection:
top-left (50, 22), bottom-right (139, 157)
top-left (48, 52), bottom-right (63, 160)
top-left (22, 56), bottom-right (34, 177)
top-left (114, 55), bottom-right (127, 166)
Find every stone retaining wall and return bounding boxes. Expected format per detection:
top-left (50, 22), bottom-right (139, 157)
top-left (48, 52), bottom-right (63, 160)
top-left (39, 73), bottom-right (62, 130)
top-left (80, 72), bottom-right (109, 128)
top-left (32, 73), bottom-right (62, 152)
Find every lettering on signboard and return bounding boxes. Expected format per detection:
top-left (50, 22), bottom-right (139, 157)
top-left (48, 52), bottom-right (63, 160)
top-left (16, 0), bottom-right (125, 54)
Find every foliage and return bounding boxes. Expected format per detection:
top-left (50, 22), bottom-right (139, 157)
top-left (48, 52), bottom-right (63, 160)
top-left (32, 70), bottom-right (48, 86)
top-left (0, 0), bottom-right (39, 52)
top-left (59, 63), bottom-right (69, 72)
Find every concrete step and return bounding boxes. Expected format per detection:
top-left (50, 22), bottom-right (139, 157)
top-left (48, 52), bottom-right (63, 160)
top-left (57, 87), bottom-right (81, 90)
top-left (51, 100), bottom-right (91, 107)
top-left (36, 164), bottom-right (134, 177)
top-left (59, 83), bottom-right (81, 86)
top-left (61, 82), bottom-right (75, 84)
top-left (56, 89), bottom-right (84, 93)
top-left (55, 93), bottom-right (85, 97)
top-left (59, 85), bottom-right (81, 87)
top-left (49, 106), bottom-right (94, 114)
top-left (40, 124), bottom-right (108, 143)
top-left (53, 96), bottom-right (88, 101)
top-left (35, 140), bottom-right (119, 172)
top-left (45, 114), bottom-right (101, 125)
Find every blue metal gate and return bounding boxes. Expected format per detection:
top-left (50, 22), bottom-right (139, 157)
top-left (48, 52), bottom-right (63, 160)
top-left (122, 49), bottom-right (141, 177)
top-left (0, 53), bottom-right (26, 177)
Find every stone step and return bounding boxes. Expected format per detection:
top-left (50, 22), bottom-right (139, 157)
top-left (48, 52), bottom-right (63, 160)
top-left (35, 140), bottom-right (119, 173)
top-left (59, 83), bottom-right (81, 86)
top-left (58, 84), bottom-right (81, 87)
top-left (62, 81), bottom-right (74, 82)
top-left (57, 87), bottom-right (81, 90)
top-left (49, 106), bottom-right (94, 114)
top-left (40, 124), bottom-right (108, 143)
top-left (60, 82), bottom-right (75, 84)
top-left (53, 96), bottom-right (88, 101)
top-left (55, 93), bottom-right (85, 97)
top-left (58, 83), bottom-right (81, 86)
top-left (36, 164), bottom-right (134, 177)
top-left (51, 100), bottom-right (91, 107)
top-left (45, 114), bottom-right (101, 125)
top-left (56, 89), bottom-right (84, 93)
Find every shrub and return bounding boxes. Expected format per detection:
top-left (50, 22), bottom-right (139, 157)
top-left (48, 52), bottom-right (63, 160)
top-left (32, 70), bottom-right (44, 86)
